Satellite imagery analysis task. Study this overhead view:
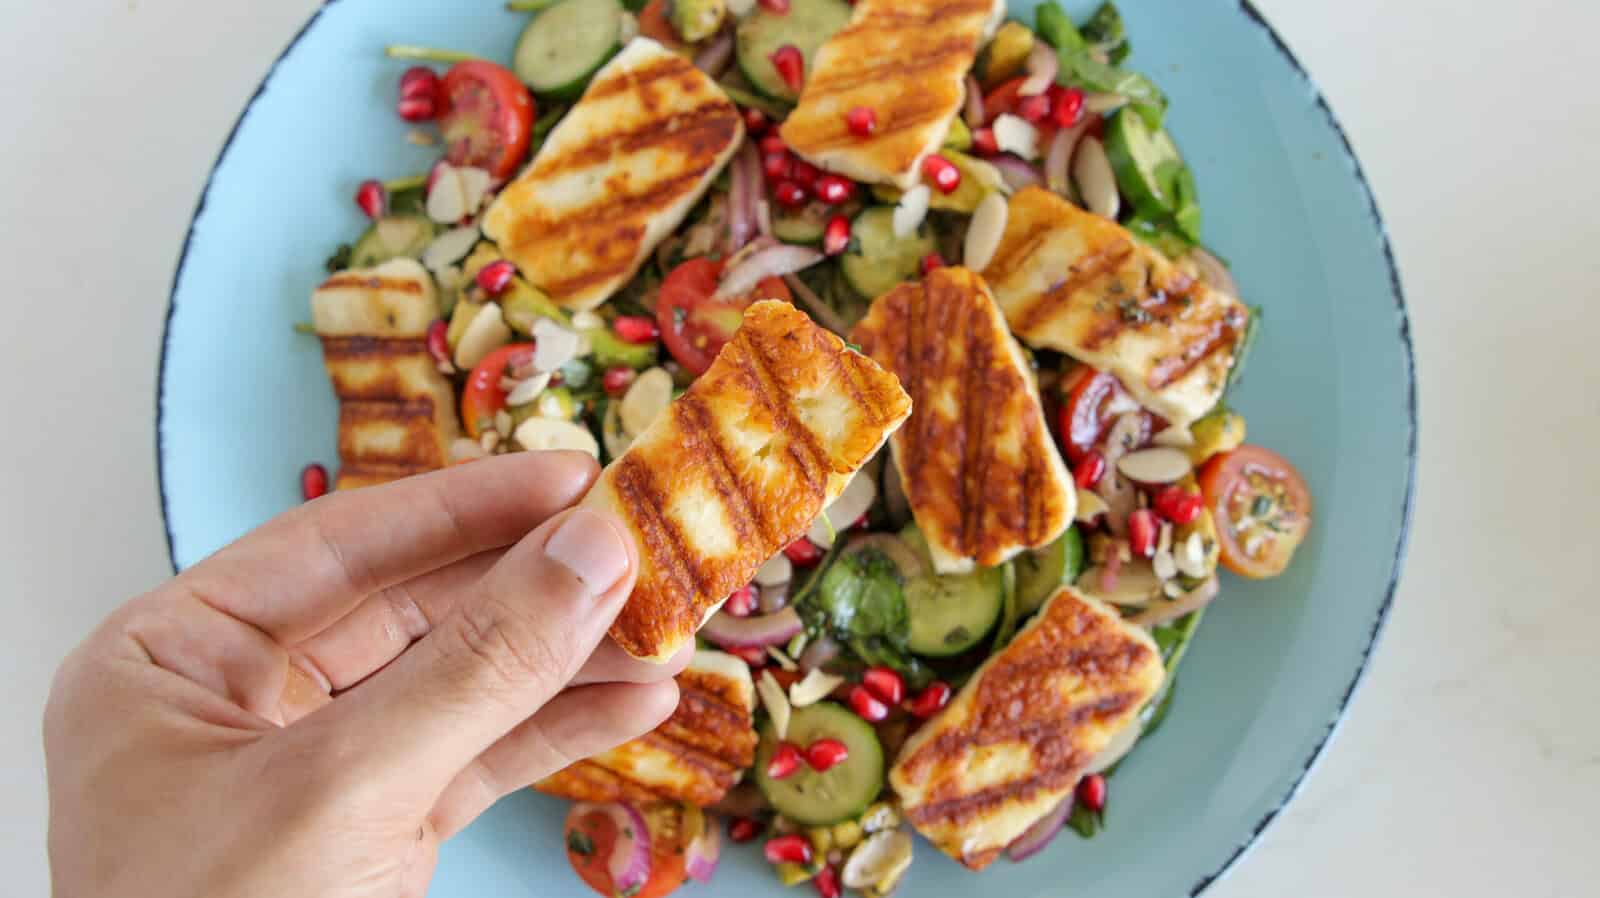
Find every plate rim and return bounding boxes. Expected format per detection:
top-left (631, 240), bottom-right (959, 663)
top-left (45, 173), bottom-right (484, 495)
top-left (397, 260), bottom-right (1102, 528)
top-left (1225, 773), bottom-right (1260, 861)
top-left (153, 1), bottom-right (1419, 894)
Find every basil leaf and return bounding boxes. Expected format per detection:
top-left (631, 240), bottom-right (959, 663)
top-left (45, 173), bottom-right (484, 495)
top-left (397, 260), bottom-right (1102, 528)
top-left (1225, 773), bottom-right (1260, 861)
top-left (1035, 1), bottom-right (1085, 51)
top-left (1082, 2), bottom-right (1131, 66)
top-left (1066, 800), bottom-right (1103, 838)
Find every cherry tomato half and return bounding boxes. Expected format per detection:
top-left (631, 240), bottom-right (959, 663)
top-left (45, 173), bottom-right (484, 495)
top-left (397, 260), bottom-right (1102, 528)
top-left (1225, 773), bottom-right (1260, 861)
top-left (439, 61), bottom-right (535, 181)
top-left (565, 803), bottom-right (691, 898)
top-left (460, 343), bottom-right (534, 438)
top-left (1056, 365), bottom-right (1130, 463)
top-left (1197, 445), bottom-right (1313, 579)
top-left (656, 257), bottom-right (793, 375)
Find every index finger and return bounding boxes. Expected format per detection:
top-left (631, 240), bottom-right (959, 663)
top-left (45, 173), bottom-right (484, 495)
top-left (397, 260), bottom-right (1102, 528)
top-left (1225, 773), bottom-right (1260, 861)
top-left (176, 451), bottom-right (599, 645)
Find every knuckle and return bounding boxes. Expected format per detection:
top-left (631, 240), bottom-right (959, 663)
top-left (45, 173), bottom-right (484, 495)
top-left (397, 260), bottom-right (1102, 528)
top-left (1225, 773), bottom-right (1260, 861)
top-left (453, 595), bottom-right (570, 692)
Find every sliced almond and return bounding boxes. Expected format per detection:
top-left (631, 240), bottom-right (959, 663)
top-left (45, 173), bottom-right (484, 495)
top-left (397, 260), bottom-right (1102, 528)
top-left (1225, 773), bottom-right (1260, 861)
top-left (766, 647), bottom-right (798, 671)
top-left (1152, 548), bottom-right (1178, 581)
top-left (1076, 487), bottom-right (1109, 523)
top-left (757, 670), bottom-right (791, 740)
top-left (1176, 531), bottom-right (1208, 579)
top-left (892, 184), bottom-right (931, 238)
top-left (1157, 521), bottom-right (1174, 555)
top-left (456, 166), bottom-right (493, 215)
top-left (1116, 447), bottom-right (1193, 484)
top-left (841, 830), bottom-right (913, 890)
top-left (421, 224), bottom-right (481, 273)
top-left (1153, 425), bottom-right (1197, 448)
top-left (602, 401), bottom-right (634, 460)
top-left (788, 668), bottom-right (845, 708)
top-left (453, 303), bottom-right (511, 370)
top-left (993, 113), bottom-right (1041, 160)
top-left (1073, 136), bottom-right (1120, 219)
top-left (511, 417), bottom-right (600, 458)
top-left (531, 318), bottom-right (582, 373)
top-left (570, 310), bottom-right (605, 332)
top-left (1076, 558), bottom-right (1163, 607)
top-left (425, 163), bottom-right (467, 224)
top-left (755, 553), bottom-right (793, 587)
top-left (620, 367), bottom-right (674, 437)
top-left (963, 192), bottom-right (1009, 272)
top-left (504, 371), bottom-right (553, 408)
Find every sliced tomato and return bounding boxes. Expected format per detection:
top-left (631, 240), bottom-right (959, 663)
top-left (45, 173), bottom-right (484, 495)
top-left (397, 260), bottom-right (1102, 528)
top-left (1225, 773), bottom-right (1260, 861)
top-left (1056, 365), bottom-right (1130, 463)
top-left (565, 802), bottom-right (690, 898)
top-left (1198, 445), bottom-right (1313, 579)
top-left (637, 0), bottom-right (691, 54)
top-left (440, 60), bottom-right (536, 180)
top-left (656, 257), bottom-right (793, 375)
top-left (460, 343), bottom-right (534, 437)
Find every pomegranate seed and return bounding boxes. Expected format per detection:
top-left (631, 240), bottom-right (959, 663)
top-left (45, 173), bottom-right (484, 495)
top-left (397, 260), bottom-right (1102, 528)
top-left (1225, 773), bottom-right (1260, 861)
top-left (426, 319), bottom-right (450, 367)
top-left (397, 94), bottom-right (438, 122)
top-left (908, 681), bottom-right (952, 718)
top-left (729, 817), bottom-right (764, 843)
top-left (764, 834), bottom-right (813, 866)
top-left (743, 107), bottom-right (771, 134)
top-left (1017, 93), bottom-right (1051, 123)
top-left (773, 180), bottom-right (809, 209)
top-left (784, 539), bottom-right (824, 566)
top-left (971, 127), bottom-right (1000, 156)
top-left (861, 666), bottom-right (905, 704)
top-left (804, 738), bottom-right (850, 772)
top-left (602, 366), bottom-right (637, 398)
top-left (769, 44), bottom-right (805, 94)
top-left (790, 160), bottom-right (821, 190)
top-left (767, 742), bottom-right (804, 779)
top-left (725, 584), bottom-right (758, 618)
top-left (845, 105), bottom-right (878, 137)
top-left (475, 260), bottom-right (516, 297)
top-left (759, 0), bottom-right (791, 12)
top-left (762, 151), bottom-right (794, 181)
top-left (1077, 773), bottom-right (1107, 813)
top-left (613, 315), bottom-right (660, 344)
top-left (354, 180), bottom-right (387, 220)
top-left (921, 153), bottom-right (961, 193)
top-left (1074, 452), bottom-right (1107, 489)
top-left (399, 66), bottom-right (440, 100)
top-left (823, 214), bottom-right (852, 256)
top-left (1129, 509), bottom-right (1159, 558)
top-left (760, 133), bottom-right (789, 155)
top-left (920, 253), bottom-right (945, 276)
top-left (812, 865), bottom-right (842, 898)
top-left (730, 645), bottom-right (769, 668)
top-left (814, 174), bottom-right (855, 205)
top-left (300, 463), bottom-right (328, 501)
top-left (1051, 86), bottom-right (1085, 129)
top-left (1153, 486), bottom-right (1203, 526)
top-left (847, 685), bottom-right (889, 722)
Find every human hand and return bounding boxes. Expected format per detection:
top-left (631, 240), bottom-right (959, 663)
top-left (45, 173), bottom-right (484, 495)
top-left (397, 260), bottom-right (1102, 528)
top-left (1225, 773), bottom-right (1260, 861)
top-left (45, 451), bottom-right (686, 898)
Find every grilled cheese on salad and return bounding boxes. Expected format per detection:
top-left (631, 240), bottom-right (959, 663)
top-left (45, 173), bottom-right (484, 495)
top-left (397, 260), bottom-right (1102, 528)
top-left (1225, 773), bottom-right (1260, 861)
top-left (779, 0), bottom-right (1005, 189)
top-left (889, 584), bottom-right (1164, 869)
top-left (483, 38), bottom-right (744, 311)
top-left (311, 258), bottom-right (459, 488)
top-left (537, 650), bottom-right (757, 807)
top-left (981, 187), bottom-right (1250, 427)
top-left (585, 300), bottom-right (913, 663)
top-left (852, 267), bottom-right (1075, 573)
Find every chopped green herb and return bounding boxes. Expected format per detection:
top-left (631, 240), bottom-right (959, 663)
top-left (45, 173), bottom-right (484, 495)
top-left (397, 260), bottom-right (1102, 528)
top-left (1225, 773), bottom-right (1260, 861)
top-left (1250, 495), bottom-right (1272, 518)
top-left (293, 321), bottom-right (317, 336)
top-left (1067, 800), bottom-right (1104, 838)
top-left (1082, 2), bottom-right (1131, 66)
top-left (566, 829), bottom-right (595, 857)
top-left (324, 243), bottom-right (354, 273)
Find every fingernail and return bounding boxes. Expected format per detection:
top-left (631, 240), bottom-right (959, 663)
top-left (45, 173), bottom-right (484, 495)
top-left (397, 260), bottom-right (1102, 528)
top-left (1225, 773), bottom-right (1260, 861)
top-left (545, 509), bottom-right (630, 596)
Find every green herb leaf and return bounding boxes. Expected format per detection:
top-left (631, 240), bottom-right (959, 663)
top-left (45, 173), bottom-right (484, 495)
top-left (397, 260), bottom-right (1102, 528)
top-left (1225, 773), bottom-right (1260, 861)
top-left (815, 549), bottom-right (907, 639)
top-left (324, 243), bottom-right (354, 273)
top-left (1225, 305), bottom-right (1263, 394)
top-left (566, 829), bottom-right (595, 857)
top-left (1066, 800), bottom-right (1103, 838)
top-left (292, 321), bottom-right (317, 336)
top-left (1035, 2), bottom-right (1086, 51)
top-left (1081, 2), bottom-right (1131, 66)
top-left (1056, 49), bottom-right (1167, 126)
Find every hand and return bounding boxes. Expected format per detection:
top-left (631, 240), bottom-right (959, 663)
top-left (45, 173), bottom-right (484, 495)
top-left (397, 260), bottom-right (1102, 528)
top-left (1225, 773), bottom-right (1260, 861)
top-left (45, 451), bottom-right (687, 898)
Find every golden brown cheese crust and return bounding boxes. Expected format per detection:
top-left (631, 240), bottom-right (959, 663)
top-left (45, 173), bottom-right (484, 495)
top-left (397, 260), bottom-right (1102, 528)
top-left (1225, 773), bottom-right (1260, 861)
top-left (980, 187), bottom-right (1250, 426)
top-left (889, 585), bottom-right (1163, 869)
top-left (536, 654), bottom-right (759, 806)
top-left (852, 267), bottom-right (1074, 572)
top-left (778, 0), bottom-right (1001, 188)
top-left (586, 300), bottom-right (913, 662)
top-left (483, 39), bottom-right (743, 310)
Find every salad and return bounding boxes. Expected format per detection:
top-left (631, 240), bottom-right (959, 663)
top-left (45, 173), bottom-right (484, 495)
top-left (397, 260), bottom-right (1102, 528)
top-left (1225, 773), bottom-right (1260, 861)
top-left (305, 0), bottom-right (1314, 895)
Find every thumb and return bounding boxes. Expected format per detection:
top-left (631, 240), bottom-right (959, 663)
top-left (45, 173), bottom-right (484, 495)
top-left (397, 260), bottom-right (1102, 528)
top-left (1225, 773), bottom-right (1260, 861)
top-left (297, 506), bottom-right (639, 794)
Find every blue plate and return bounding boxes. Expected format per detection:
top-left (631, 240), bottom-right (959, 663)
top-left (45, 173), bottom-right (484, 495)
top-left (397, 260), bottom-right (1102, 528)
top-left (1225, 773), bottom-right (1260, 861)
top-left (157, 1), bottom-right (1415, 895)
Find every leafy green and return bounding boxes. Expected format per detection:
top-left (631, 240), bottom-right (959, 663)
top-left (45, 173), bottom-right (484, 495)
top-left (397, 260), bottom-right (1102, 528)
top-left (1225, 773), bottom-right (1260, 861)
top-left (388, 185), bottom-right (428, 218)
top-left (1066, 800), bottom-right (1104, 838)
top-left (815, 549), bottom-right (907, 639)
top-left (324, 243), bottom-right (353, 273)
top-left (1226, 305), bottom-right (1263, 393)
top-left (1139, 674), bottom-right (1180, 737)
top-left (1058, 50), bottom-right (1167, 128)
top-left (848, 637), bottom-right (935, 691)
top-left (566, 829), bottom-right (595, 857)
top-left (1034, 2), bottom-right (1085, 51)
top-left (1082, 2), bottom-right (1130, 65)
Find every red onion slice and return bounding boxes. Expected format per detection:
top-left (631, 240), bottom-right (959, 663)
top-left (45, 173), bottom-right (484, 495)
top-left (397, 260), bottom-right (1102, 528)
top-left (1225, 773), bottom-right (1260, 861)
top-left (990, 154), bottom-right (1044, 192)
top-left (1005, 797), bottom-right (1072, 862)
top-left (567, 802), bottom-right (652, 895)
top-left (964, 75), bottom-right (986, 127)
top-left (693, 30), bottom-right (735, 77)
top-left (700, 606), bottom-right (804, 649)
top-left (1045, 118), bottom-right (1092, 195)
top-left (1019, 41), bottom-right (1059, 96)
top-left (726, 143), bottom-right (761, 253)
top-left (781, 273), bottom-right (849, 335)
top-left (684, 811), bottom-right (721, 883)
top-left (715, 244), bottom-right (824, 299)
top-left (798, 633), bottom-right (842, 671)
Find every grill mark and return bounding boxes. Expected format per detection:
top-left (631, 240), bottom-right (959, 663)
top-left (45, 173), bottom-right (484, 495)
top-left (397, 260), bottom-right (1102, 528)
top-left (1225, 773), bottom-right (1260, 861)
top-left (797, 94), bottom-right (964, 157)
top-left (675, 392), bottom-right (773, 547)
top-left (983, 216), bottom-right (1054, 284)
top-left (635, 732), bottom-right (740, 781)
top-left (1016, 242), bottom-right (1136, 337)
top-left (806, 35), bottom-right (975, 99)
top-left (736, 329), bottom-right (831, 497)
top-left (955, 279), bottom-right (990, 557)
top-left (318, 336), bottom-right (427, 359)
top-left (1147, 302), bottom-right (1249, 389)
top-left (608, 455), bottom-right (715, 642)
top-left (581, 55), bottom-right (695, 101)
top-left (319, 274), bottom-right (425, 294)
top-left (813, 330), bottom-right (882, 471)
top-left (531, 100), bottom-right (739, 178)
top-left (337, 399), bottom-right (450, 469)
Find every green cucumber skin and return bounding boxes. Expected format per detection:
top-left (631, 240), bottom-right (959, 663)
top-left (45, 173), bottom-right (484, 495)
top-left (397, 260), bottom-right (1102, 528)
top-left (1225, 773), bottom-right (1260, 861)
top-left (841, 207), bottom-right (935, 300)
top-left (514, 0), bottom-right (623, 99)
top-left (735, 0), bottom-right (852, 102)
top-left (754, 702), bottom-right (885, 825)
top-left (904, 566), bottom-right (1005, 657)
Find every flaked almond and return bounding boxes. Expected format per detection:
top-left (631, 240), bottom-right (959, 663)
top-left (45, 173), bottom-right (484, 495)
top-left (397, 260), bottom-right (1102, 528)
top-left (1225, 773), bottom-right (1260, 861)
top-left (766, 647), bottom-right (798, 671)
top-left (1153, 425), bottom-right (1197, 448)
top-left (1073, 136), bottom-right (1119, 219)
top-left (757, 670), bottom-right (791, 740)
top-left (512, 417), bottom-right (599, 458)
top-left (504, 371), bottom-right (553, 408)
top-left (457, 166), bottom-right (493, 214)
top-left (421, 224), bottom-right (480, 273)
top-left (1176, 531), bottom-right (1209, 578)
top-left (1116, 447), bottom-right (1193, 484)
top-left (1152, 548), bottom-right (1178, 581)
top-left (425, 163), bottom-right (467, 224)
top-left (620, 367), bottom-right (674, 437)
top-left (993, 113), bottom-right (1041, 160)
top-left (531, 318), bottom-right (581, 373)
top-left (453, 303), bottom-right (511, 370)
top-left (788, 668), bottom-right (846, 708)
top-left (1076, 487), bottom-right (1108, 522)
top-left (892, 184), bottom-right (931, 238)
top-left (963, 192), bottom-right (1008, 272)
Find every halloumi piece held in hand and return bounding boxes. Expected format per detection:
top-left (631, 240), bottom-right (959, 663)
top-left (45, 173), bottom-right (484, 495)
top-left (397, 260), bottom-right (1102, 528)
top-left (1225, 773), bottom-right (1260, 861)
top-left (310, 258), bottom-right (460, 489)
top-left (889, 585), bottom-right (1164, 870)
top-left (852, 267), bottom-right (1075, 574)
top-left (536, 650), bottom-right (758, 807)
top-left (779, 0), bottom-right (1004, 189)
top-left (586, 300), bottom-right (913, 662)
top-left (981, 187), bottom-right (1250, 427)
top-left (483, 38), bottom-right (744, 310)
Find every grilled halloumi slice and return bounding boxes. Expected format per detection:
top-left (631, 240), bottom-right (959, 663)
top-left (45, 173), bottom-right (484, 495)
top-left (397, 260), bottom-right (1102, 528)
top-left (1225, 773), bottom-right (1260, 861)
top-left (311, 259), bottom-right (459, 489)
top-left (483, 38), bottom-right (744, 311)
top-left (585, 300), bottom-right (912, 662)
top-left (852, 267), bottom-right (1074, 573)
top-left (778, 0), bottom-right (1004, 189)
top-left (981, 187), bottom-right (1250, 427)
top-left (537, 650), bottom-right (758, 806)
top-left (889, 584), bottom-right (1164, 869)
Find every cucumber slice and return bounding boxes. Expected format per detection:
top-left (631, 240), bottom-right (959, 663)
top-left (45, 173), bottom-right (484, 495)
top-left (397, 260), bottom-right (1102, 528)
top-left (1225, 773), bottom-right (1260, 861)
top-left (514, 0), bottom-right (623, 100)
top-left (841, 207), bottom-right (935, 300)
top-left (755, 702), bottom-right (885, 825)
top-left (735, 0), bottom-right (852, 102)
top-left (1014, 527), bottom-right (1085, 616)
top-left (350, 215), bottom-right (438, 268)
top-left (903, 565), bottom-right (1005, 657)
top-left (773, 202), bottom-right (831, 245)
top-left (1103, 106), bottom-right (1185, 215)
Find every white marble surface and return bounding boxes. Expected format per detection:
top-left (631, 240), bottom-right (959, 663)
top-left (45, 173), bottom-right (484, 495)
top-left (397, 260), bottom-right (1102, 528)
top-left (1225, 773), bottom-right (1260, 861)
top-left (3, 0), bottom-right (1596, 895)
